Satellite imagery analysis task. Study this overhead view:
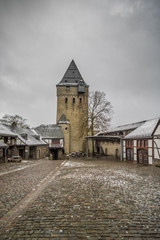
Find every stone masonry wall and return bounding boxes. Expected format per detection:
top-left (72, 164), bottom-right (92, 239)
top-left (57, 86), bottom-right (88, 153)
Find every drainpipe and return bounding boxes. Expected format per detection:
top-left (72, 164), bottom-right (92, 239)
top-left (120, 138), bottom-right (123, 161)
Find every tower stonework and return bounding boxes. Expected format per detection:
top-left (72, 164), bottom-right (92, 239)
top-left (56, 60), bottom-right (89, 154)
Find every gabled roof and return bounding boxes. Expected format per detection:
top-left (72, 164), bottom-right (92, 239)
top-left (58, 114), bottom-right (70, 124)
top-left (108, 120), bottom-right (146, 133)
top-left (34, 124), bottom-right (64, 139)
top-left (124, 118), bottom-right (159, 139)
top-left (0, 124), bottom-right (17, 137)
top-left (57, 60), bottom-right (88, 87)
top-left (6, 125), bottom-right (47, 146)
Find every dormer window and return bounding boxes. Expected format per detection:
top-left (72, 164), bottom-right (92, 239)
top-left (65, 80), bottom-right (67, 82)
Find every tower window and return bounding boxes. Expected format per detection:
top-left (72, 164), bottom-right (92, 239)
top-left (80, 98), bottom-right (82, 103)
top-left (65, 98), bottom-right (68, 103)
top-left (73, 98), bottom-right (75, 103)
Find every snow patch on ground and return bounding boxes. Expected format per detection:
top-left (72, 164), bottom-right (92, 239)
top-left (60, 168), bottom-right (143, 190)
top-left (63, 161), bottom-right (93, 168)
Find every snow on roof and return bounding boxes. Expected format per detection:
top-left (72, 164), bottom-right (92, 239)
top-left (0, 124), bottom-right (17, 136)
top-left (6, 125), bottom-right (47, 146)
top-left (108, 121), bottom-right (146, 133)
top-left (124, 118), bottom-right (159, 139)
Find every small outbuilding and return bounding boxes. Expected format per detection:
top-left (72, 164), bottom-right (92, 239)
top-left (86, 134), bottom-right (121, 158)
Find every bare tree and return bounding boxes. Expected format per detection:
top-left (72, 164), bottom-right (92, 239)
top-left (79, 91), bottom-right (113, 155)
top-left (0, 114), bottom-right (29, 128)
top-left (88, 91), bottom-right (113, 136)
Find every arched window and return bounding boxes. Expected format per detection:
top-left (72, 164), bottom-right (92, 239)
top-left (73, 98), bottom-right (75, 103)
top-left (65, 98), bottom-right (68, 103)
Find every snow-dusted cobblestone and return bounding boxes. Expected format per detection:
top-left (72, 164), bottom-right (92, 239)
top-left (0, 157), bottom-right (160, 239)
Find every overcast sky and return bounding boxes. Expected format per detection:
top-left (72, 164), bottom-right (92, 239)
top-left (0, 0), bottom-right (160, 128)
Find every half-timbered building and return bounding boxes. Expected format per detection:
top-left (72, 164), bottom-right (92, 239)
top-left (123, 118), bottom-right (160, 165)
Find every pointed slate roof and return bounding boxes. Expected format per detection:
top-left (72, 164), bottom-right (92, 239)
top-left (58, 114), bottom-right (70, 124)
top-left (57, 60), bottom-right (88, 87)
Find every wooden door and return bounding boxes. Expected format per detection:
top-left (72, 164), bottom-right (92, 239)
top-left (137, 149), bottom-right (148, 165)
top-left (126, 148), bottom-right (134, 161)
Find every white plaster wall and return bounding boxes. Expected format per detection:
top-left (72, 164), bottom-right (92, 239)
top-left (123, 147), bottom-right (125, 152)
top-left (148, 140), bottom-right (152, 148)
top-left (154, 124), bottom-right (160, 135)
top-left (134, 154), bottom-right (137, 161)
top-left (154, 150), bottom-right (160, 160)
top-left (154, 139), bottom-right (160, 159)
top-left (148, 148), bottom-right (152, 157)
top-left (134, 140), bottom-right (136, 147)
top-left (154, 139), bottom-right (160, 147)
top-left (17, 138), bottom-right (25, 145)
top-left (123, 141), bottom-right (125, 147)
top-left (149, 156), bottom-right (152, 165)
top-left (123, 152), bottom-right (126, 158)
top-left (134, 147), bottom-right (136, 154)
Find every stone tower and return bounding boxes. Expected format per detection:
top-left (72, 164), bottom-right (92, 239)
top-left (56, 60), bottom-right (89, 154)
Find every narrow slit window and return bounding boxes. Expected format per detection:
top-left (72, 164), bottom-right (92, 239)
top-left (80, 98), bottom-right (82, 103)
top-left (73, 98), bottom-right (75, 103)
top-left (65, 98), bottom-right (68, 103)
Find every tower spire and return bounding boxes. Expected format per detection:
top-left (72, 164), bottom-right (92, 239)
top-left (57, 60), bottom-right (87, 86)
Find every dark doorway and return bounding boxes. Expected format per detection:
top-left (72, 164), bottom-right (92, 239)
top-left (51, 149), bottom-right (58, 160)
top-left (19, 149), bottom-right (24, 159)
top-left (115, 149), bottom-right (119, 158)
top-left (96, 146), bottom-right (100, 154)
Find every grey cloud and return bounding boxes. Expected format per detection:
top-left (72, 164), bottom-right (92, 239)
top-left (0, 0), bottom-right (159, 127)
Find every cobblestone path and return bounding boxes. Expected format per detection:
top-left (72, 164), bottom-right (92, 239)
top-left (0, 158), bottom-right (160, 239)
top-left (0, 159), bottom-right (64, 219)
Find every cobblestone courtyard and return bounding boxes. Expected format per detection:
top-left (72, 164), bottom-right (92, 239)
top-left (0, 158), bottom-right (160, 239)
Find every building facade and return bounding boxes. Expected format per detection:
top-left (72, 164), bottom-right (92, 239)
top-left (86, 135), bottom-right (121, 158)
top-left (0, 123), bottom-right (48, 162)
top-left (123, 118), bottom-right (160, 165)
top-left (56, 60), bottom-right (89, 154)
top-left (34, 124), bottom-right (64, 160)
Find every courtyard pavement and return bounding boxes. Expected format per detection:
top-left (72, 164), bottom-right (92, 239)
top-left (0, 157), bottom-right (160, 239)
